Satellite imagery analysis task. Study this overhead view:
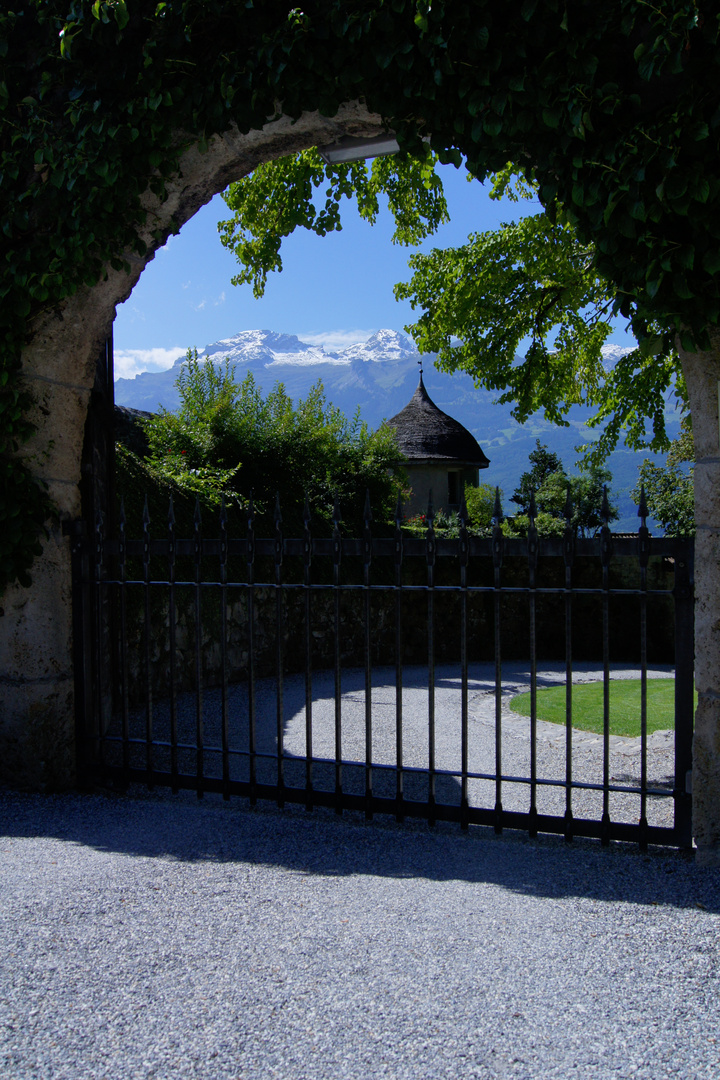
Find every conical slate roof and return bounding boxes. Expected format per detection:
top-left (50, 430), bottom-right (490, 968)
top-left (386, 374), bottom-right (490, 467)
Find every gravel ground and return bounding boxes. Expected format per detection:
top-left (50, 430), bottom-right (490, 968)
top-left (1, 786), bottom-right (719, 1080)
top-left (106, 662), bottom-right (681, 829)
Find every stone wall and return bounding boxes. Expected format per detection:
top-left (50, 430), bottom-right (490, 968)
top-left (105, 554), bottom-right (677, 710)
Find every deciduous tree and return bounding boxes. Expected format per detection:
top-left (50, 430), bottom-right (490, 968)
top-left (632, 420), bottom-right (695, 537)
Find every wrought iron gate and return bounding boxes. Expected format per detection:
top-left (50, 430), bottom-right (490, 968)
top-left (69, 497), bottom-right (694, 849)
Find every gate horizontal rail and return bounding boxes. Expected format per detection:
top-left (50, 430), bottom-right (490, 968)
top-left (69, 504), bottom-right (695, 850)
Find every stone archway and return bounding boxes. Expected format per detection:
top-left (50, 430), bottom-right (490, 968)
top-left (0, 103), bottom-right (386, 790)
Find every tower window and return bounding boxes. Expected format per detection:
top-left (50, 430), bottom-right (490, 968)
top-left (448, 471), bottom-right (459, 506)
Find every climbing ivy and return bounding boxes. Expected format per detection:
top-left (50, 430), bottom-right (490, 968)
top-left (2, 1), bottom-right (719, 591)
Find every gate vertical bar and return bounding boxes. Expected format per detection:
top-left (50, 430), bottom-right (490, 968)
top-left (527, 493), bottom-right (539, 837)
top-left (274, 494), bottom-right (285, 808)
top-left (303, 496), bottom-right (313, 811)
top-left (167, 497), bottom-right (178, 793)
top-left (563, 486), bottom-right (575, 842)
top-left (674, 544), bottom-right (694, 848)
top-left (363, 491), bottom-right (374, 821)
top-left (394, 495), bottom-right (404, 822)
top-left (637, 489), bottom-right (650, 848)
top-left (193, 498), bottom-right (204, 798)
top-left (67, 519), bottom-right (94, 786)
top-left (600, 489), bottom-right (613, 845)
top-left (492, 489), bottom-right (504, 833)
top-left (142, 497), bottom-right (154, 787)
top-left (219, 497), bottom-right (230, 800)
top-left (426, 493), bottom-right (436, 826)
top-left (459, 496), bottom-right (470, 830)
top-left (93, 508), bottom-right (106, 770)
top-left (332, 495), bottom-right (343, 813)
top-left (246, 496), bottom-right (257, 804)
top-left (118, 500), bottom-right (130, 776)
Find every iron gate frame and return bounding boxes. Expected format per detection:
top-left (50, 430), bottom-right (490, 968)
top-left (68, 506), bottom-right (695, 850)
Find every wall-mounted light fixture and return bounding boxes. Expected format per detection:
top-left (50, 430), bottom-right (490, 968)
top-left (318, 134), bottom-right (400, 165)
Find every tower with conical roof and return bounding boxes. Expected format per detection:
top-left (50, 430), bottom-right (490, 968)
top-left (385, 370), bottom-right (490, 516)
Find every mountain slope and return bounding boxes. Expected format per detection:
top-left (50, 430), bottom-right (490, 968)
top-left (114, 329), bottom-right (681, 529)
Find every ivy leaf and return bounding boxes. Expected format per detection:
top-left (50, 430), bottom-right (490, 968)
top-left (113, 1), bottom-right (130, 30)
top-left (702, 251), bottom-right (720, 276)
top-left (689, 121), bottom-right (709, 141)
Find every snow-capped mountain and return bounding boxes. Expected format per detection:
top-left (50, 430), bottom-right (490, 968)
top-left (114, 329), bottom-right (427, 415)
top-left (113, 330), bottom-right (674, 529)
top-left (203, 329), bottom-right (349, 368)
top-left (341, 328), bottom-right (420, 364)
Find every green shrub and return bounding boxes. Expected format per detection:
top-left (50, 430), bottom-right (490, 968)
top-left (120, 350), bottom-right (406, 536)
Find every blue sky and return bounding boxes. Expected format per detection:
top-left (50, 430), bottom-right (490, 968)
top-left (113, 162), bottom-right (636, 380)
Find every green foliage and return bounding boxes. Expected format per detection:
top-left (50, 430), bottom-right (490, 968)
top-left (632, 468), bottom-right (694, 539)
top-left (400, 484), bottom-right (497, 536)
top-left (0, 454), bottom-right (49, 592)
top-left (633, 460), bottom-right (694, 537)
top-left (501, 511), bottom-right (566, 539)
top-left (510, 442), bottom-right (564, 513)
top-left (505, 440), bottom-right (618, 537)
top-left (401, 508), bottom-right (466, 538)
top-left (219, 148), bottom-right (448, 299)
top-left (3, 1), bottom-right (720, 590)
top-left (667, 414), bottom-right (695, 467)
top-left (137, 350), bottom-right (405, 535)
top-left (630, 416), bottom-right (694, 537)
top-left (395, 209), bottom-right (681, 462)
top-left (143, 349), bottom-right (244, 503)
top-left (540, 464), bottom-right (618, 538)
top-left (114, 442), bottom-right (241, 543)
top-left (463, 482), bottom-right (496, 531)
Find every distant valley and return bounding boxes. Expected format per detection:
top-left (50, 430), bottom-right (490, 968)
top-left (114, 329), bottom-right (681, 531)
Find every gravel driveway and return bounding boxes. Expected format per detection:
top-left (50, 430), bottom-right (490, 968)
top-left (110, 662), bottom-right (681, 830)
top-left (1, 783), bottom-right (719, 1080)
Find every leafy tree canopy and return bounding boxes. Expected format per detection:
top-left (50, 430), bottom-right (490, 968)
top-left (396, 179), bottom-right (684, 463)
top-left (506, 440), bottom-right (618, 538)
top-left (219, 148), bottom-right (449, 299)
top-left (631, 419), bottom-right (695, 537)
top-left (510, 441), bottom-right (565, 513)
top-left (633, 459), bottom-right (695, 537)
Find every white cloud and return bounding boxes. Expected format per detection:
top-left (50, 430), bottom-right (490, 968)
top-left (113, 346), bottom-right (186, 381)
top-left (214, 291), bottom-right (226, 306)
top-left (299, 328), bottom-right (377, 352)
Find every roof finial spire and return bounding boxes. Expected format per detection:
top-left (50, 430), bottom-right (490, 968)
top-left (418, 358), bottom-right (423, 381)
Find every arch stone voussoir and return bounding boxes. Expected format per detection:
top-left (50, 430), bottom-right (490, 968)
top-left (1, 103), bottom-right (384, 790)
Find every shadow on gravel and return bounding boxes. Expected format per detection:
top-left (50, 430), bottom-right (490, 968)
top-left (99, 663), bottom-right (680, 824)
top-left (2, 787), bottom-right (719, 914)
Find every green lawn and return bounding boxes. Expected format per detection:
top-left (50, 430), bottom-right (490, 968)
top-left (508, 678), bottom-right (696, 738)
